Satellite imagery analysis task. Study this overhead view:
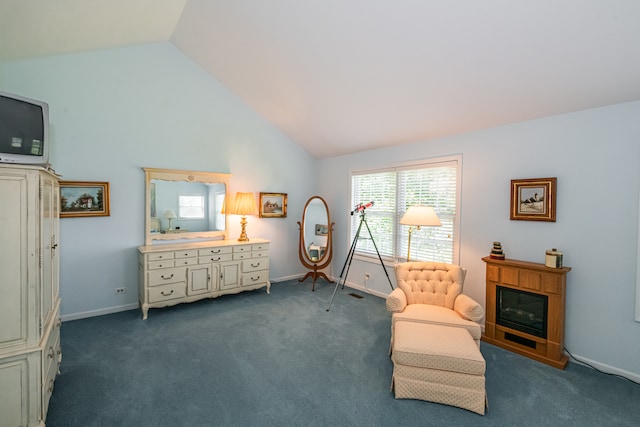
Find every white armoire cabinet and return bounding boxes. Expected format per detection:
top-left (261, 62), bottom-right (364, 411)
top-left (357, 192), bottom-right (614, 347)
top-left (0, 164), bottom-right (62, 427)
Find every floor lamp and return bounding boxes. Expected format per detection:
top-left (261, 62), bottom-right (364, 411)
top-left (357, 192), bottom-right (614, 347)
top-left (400, 205), bottom-right (441, 261)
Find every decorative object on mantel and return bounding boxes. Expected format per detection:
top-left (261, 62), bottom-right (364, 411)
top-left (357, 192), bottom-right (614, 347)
top-left (545, 248), bottom-right (563, 268)
top-left (399, 205), bottom-right (442, 261)
top-left (490, 241), bottom-right (505, 260)
top-left (259, 192), bottom-right (287, 218)
top-left (231, 192), bottom-right (258, 241)
top-left (510, 177), bottom-right (557, 222)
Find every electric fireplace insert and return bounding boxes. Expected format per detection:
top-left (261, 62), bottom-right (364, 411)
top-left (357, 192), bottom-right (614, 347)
top-left (496, 285), bottom-right (548, 339)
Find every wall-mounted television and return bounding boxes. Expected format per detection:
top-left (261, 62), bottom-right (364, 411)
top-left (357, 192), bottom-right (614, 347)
top-left (0, 90), bottom-right (50, 166)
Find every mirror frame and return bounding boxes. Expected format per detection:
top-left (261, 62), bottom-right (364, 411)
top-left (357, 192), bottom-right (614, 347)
top-left (143, 167), bottom-right (230, 245)
top-left (297, 196), bottom-right (335, 290)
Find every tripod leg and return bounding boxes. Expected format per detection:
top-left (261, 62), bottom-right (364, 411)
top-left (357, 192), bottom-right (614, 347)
top-left (326, 215), bottom-right (362, 311)
top-left (362, 219), bottom-right (394, 291)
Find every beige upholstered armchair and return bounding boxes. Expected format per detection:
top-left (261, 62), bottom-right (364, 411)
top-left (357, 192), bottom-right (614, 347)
top-left (386, 262), bottom-right (485, 346)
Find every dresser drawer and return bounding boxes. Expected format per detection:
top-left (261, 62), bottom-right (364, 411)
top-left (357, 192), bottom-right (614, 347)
top-left (148, 260), bottom-right (175, 270)
top-left (233, 245), bottom-right (252, 253)
top-left (43, 319), bottom-right (61, 380)
top-left (148, 267), bottom-right (187, 286)
top-left (242, 258), bottom-right (268, 273)
top-left (148, 252), bottom-right (174, 262)
top-left (174, 257), bottom-right (198, 267)
top-left (149, 283), bottom-right (186, 303)
top-left (251, 243), bottom-right (269, 251)
top-left (252, 250), bottom-right (268, 259)
top-left (242, 271), bottom-right (269, 287)
top-left (199, 246), bottom-right (233, 256)
top-left (175, 249), bottom-right (198, 259)
top-left (233, 252), bottom-right (252, 260)
top-left (199, 253), bottom-right (233, 263)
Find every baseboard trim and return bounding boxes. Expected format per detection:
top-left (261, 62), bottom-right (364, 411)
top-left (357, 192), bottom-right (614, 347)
top-left (567, 351), bottom-right (640, 384)
top-left (61, 303), bottom-right (139, 322)
top-left (61, 276), bottom-right (304, 322)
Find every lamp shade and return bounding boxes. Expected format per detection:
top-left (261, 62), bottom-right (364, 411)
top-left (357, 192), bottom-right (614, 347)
top-left (163, 209), bottom-right (177, 220)
top-left (231, 192), bottom-right (257, 216)
top-left (400, 206), bottom-right (441, 227)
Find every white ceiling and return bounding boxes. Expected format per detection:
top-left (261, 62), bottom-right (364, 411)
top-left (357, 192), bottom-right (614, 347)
top-left (2, 1), bottom-right (640, 158)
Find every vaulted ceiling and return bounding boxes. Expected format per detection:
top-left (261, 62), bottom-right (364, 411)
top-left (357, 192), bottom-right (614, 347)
top-left (2, 1), bottom-right (640, 158)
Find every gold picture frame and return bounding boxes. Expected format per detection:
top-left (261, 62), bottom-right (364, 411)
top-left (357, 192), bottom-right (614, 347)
top-left (510, 177), bottom-right (556, 222)
top-left (259, 192), bottom-right (287, 218)
top-left (60, 181), bottom-right (110, 218)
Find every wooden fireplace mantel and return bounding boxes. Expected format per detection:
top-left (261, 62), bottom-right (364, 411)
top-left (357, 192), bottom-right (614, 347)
top-left (482, 256), bottom-right (571, 369)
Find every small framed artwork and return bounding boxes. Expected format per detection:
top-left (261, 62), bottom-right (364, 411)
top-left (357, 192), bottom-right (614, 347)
top-left (259, 192), bottom-right (287, 218)
top-left (315, 224), bottom-right (329, 236)
top-left (60, 181), bottom-right (110, 218)
top-left (510, 177), bottom-right (556, 222)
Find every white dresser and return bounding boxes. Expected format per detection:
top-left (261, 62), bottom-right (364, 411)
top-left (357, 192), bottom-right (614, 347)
top-left (138, 239), bottom-right (270, 319)
top-left (0, 164), bottom-right (62, 427)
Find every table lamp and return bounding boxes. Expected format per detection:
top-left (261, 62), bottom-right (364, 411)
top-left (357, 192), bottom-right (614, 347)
top-left (163, 209), bottom-right (177, 231)
top-left (231, 192), bottom-right (258, 241)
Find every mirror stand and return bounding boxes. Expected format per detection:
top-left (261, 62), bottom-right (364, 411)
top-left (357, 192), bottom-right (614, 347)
top-left (297, 196), bottom-right (335, 291)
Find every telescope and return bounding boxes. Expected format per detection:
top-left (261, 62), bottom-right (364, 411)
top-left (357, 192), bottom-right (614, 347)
top-left (350, 201), bottom-right (374, 215)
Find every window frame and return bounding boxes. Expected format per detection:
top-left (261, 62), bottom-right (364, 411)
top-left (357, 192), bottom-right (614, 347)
top-left (349, 155), bottom-right (462, 265)
top-left (178, 193), bottom-right (206, 220)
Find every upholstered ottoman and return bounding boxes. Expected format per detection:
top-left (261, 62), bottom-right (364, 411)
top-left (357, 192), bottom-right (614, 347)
top-left (391, 321), bottom-right (487, 415)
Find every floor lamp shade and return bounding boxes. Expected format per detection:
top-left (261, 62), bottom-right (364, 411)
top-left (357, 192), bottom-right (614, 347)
top-left (400, 205), bottom-right (441, 261)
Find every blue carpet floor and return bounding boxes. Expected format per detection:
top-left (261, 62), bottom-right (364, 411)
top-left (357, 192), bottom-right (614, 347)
top-left (46, 279), bottom-right (640, 426)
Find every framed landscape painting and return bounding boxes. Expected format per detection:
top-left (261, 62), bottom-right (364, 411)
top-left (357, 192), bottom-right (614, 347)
top-left (259, 192), bottom-right (287, 218)
top-left (510, 177), bottom-right (556, 222)
top-left (60, 181), bottom-right (110, 218)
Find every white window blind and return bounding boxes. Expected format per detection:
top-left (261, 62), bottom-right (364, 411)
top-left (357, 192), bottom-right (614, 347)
top-left (179, 194), bottom-right (205, 219)
top-left (350, 157), bottom-right (460, 263)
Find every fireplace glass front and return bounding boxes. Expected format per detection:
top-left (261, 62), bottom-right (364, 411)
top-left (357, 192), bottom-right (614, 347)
top-left (496, 286), bottom-right (548, 338)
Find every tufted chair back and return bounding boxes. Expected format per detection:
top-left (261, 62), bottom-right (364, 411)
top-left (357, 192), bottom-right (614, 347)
top-left (394, 262), bottom-right (466, 310)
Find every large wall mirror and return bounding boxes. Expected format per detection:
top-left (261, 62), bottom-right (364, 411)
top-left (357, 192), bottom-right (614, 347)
top-left (143, 167), bottom-right (230, 245)
top-left (298, 196), bottom-right (334, 291)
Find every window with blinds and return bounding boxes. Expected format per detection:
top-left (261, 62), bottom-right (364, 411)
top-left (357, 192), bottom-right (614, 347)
top-left (178, 194), bottom-right (205, 219)
top-left (349, 156), bottom-right (460, 264)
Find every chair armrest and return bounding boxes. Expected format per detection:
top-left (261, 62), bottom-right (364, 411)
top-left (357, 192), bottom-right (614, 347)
top-left (386, 288), bottom-right (407, 313)
top-left (454, 294), bottom-right (484, 322)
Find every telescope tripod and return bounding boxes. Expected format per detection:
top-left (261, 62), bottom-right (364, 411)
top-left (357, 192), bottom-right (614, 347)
top-left (326, 211), bottom-right (394, 311)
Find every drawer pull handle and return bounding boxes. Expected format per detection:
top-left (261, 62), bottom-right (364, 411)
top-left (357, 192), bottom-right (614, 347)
top-left (211, 257), bottom-right (220, 261)
top-left (48, 346), bottom-right (54, 359)
top-left (251, 276), bottom-right (260, 281)
top-left (161, 290), bottom-right (174, 296)
top-left (161, 274), bottom-right (174, 280)
top-left (251, 262), bottom-right (260, 268)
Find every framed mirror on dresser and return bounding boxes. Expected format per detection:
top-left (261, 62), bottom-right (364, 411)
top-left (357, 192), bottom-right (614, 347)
top-left (138, 168), bottom-right (270, 319)
top-left (143, 167), bottom-right (231, 245)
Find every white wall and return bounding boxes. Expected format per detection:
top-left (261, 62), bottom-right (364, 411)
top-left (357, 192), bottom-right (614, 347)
top-left (1, 42), bottom-right (316, 319)
top-left (3, 42), bottom-right (639, 380)
top-left (318, 101), bottom-right (640, 379)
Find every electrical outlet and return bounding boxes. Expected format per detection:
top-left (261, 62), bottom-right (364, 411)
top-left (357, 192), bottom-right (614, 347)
top-left (115, 287), bottom-right (126, 294)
